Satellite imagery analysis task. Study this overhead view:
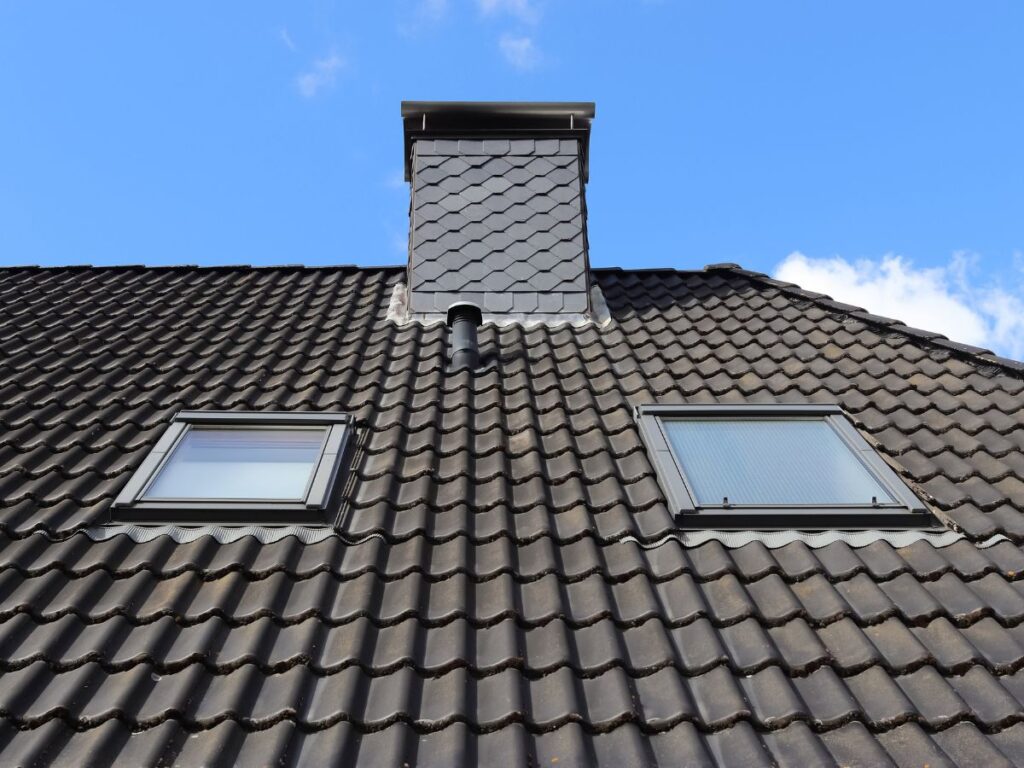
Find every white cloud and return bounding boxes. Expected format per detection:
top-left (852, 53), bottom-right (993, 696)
top-left (399, 0), bottom-right (450, 35)
top-left (418, 0), bottom-right (449, 21)
top-left (279, 28), bottom-right (297, 51)
top-left (295, 52), bottom-right (345, 98)
top-left (384, 169), bottom-right (407, 189)
top-left (774, 251), bottom-right (1024, 360)
top-left (478, 0), bottom-right (540, 23)
top-left (499, 34), bottom-right (541, 70)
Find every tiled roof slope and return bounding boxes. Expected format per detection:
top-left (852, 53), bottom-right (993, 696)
top-left (409, 138), bottom-right (589, 315)
top-left (0, 264), bottom-right (1022, 767)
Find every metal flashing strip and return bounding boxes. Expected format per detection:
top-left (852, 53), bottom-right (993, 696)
top-left (412, 311), bottom-right (595, 328)
top-left (82, 524), bottom-right (348, 544)
top-left (624, 529), bottom-right (1009, 550)
top-left (77, 525), bottom-right (1006, 550)
top-left (387, 282), bottom-right (612, 328)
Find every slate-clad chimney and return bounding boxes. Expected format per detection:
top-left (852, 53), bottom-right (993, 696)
top-left (402, 102), bottom-right (595, 319)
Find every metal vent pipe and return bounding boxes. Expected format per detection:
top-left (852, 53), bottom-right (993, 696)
top-left (446, 303), bottom-right (483, 371)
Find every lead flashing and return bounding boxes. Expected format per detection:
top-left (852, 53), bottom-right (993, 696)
top-left (82, 524), bottom-right (345, 544)
top-left (387, 281), bottom-right (612, 328)
top-left (625, 529), bottom-right (1008, 550)
top-left (76, 526), bottom-right (1007, 549)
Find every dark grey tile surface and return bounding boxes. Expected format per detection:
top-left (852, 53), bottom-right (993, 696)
top-left (0, 264), bottom-right (1022, 766)
top-left (409, 138), bottom-right (590, 315)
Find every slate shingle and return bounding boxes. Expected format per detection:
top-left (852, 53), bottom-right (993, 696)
top-left (409, 139), bottom-right (590, 315)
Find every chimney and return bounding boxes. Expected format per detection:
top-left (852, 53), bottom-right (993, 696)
top-left (401, 101), bottom-right (595, 321)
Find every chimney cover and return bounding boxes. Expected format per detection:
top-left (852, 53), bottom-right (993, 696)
top-left (401, 101), bottom-right (595, 182)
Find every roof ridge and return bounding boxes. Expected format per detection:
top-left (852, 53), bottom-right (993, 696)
top-left (592, 266), bottom-right (711, 275)
top-left (709, 264), bottom-right (1024, 377)
top-left (0, 263), bottom-right (406, 272)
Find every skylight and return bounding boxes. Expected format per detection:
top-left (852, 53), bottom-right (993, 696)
top-left (636, 404), bottom-right (933, 529)
top-left (113, 411), bottom-right (352, 523)
top-left (143, 428), bottom-right (327, 501)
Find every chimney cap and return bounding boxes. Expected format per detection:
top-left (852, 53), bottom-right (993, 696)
top-left (401, 101), bottom-right (595, 181)
top-left (402, 101), bottom-right (594, 121)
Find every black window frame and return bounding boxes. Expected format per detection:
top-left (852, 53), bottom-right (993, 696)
top-left (112, 411), bottom-right (352, 524)
top-left (635, 404), bottom-right (935, 530)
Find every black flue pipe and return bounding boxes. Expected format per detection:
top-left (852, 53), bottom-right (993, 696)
top-left (446, 303), bottom-right (483, 371)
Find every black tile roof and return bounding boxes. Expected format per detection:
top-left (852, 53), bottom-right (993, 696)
top-left (0, 263), bottom-right (1023, 766)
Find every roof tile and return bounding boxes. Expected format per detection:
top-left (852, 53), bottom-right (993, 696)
top-left (0, 265), bottom-right (1022, 764)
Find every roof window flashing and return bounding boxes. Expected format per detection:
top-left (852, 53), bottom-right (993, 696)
top-left (112, 411), bottom-right (352, 524)
top-left (635, 404), bottom-right (936, 530)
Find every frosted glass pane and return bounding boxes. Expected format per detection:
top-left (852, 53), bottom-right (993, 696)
top-left (144, 427), bottom-right (326, 501)
top-left (663, 419), bottom-right (893, 506)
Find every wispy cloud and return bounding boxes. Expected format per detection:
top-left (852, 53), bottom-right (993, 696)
top-left (774, 251), bottom-right (1024, 360)
top-left (295, 51), bottom-right (345, 98)
top-left (418, 0), bottom-right (450, 22)
top-left (384, 169), bottom-right (407, 189)
top-left (478, 0), bottom-right (540, 23)
top-left (279, 28), bottom-right (297, 51)
top-left (499, 34), bottom-right (541, 70)
top-left (399, 0), bottom-right (450, 35)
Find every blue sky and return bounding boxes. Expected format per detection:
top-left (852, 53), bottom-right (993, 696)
top-left (2, 2), bottom-right (1022, 356)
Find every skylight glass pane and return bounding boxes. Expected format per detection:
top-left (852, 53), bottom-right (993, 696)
top-left (663, 418), bottom-right (894, 506)
top-left (143, 427), bottom-right (326, 501)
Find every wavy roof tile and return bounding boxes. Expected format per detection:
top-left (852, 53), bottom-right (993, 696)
top-left (0, 262), bottom-right (1022, 766)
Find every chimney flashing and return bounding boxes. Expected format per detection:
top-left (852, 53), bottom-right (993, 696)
top-left (385, 281), bottom-right (613, 329)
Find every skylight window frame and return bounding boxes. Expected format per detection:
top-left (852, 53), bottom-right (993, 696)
top-left (112, 411), bottom-right (353, 524)
top-left (635, 404), bottom-right (933, 530)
